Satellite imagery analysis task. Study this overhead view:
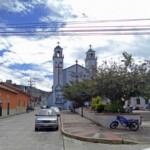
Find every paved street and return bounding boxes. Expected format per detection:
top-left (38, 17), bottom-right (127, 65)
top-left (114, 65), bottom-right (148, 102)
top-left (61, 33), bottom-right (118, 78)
top-left (0, 109), bottom-right (150, 150)
top-left (0, 110), bottom-right (64, 150)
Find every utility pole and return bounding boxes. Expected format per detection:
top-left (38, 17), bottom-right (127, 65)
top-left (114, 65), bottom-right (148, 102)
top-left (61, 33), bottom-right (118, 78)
top-left (28, 78), bottom-right (35, 107)
top-left (28, 78), bottom-right (35, 88)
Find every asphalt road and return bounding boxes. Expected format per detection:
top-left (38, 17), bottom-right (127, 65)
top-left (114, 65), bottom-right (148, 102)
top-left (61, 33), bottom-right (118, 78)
top-left (0, 109), bottom-right (150, 150)
top-left (0, 110), bottom-right (64, 150)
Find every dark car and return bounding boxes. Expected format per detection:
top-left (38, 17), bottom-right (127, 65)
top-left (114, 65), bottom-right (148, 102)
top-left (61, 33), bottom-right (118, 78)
top-left (26, 106), bottom-right (34, 112)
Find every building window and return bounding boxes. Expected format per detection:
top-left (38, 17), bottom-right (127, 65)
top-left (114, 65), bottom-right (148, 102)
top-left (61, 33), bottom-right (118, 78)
top-left (136, 98), bottom-right (140, 105)
top-left (145, 99), bottom-right (149, 104)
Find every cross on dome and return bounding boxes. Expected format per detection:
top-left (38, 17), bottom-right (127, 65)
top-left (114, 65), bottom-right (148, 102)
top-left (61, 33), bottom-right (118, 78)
top-left (89, 44), bottom-right (92, 49)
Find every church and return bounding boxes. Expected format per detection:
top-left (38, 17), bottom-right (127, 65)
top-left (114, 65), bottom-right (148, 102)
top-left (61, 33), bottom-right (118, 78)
top-left (47, 43), bottom-right (97, 109)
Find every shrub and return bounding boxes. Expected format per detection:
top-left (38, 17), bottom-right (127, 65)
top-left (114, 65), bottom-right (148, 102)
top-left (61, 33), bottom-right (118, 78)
top-left (91, 96), bottom-right (105, 112)
top-left (104, 102), bottom-right (125, 113)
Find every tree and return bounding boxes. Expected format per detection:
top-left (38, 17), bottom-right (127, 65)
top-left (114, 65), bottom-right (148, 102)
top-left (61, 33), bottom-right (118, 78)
top-left (62, 80), bottom-right (97, 107)
top-left (63, 54), bottom-right (150, 112)
top-left (95, 59), bottom-right (148, 106)
top-left (121, 51), bottom-right (133, 68)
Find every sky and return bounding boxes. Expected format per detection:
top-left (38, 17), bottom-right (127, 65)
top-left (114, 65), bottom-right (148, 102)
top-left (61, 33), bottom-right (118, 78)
top-left (0, 0), bottom-right (150, 92)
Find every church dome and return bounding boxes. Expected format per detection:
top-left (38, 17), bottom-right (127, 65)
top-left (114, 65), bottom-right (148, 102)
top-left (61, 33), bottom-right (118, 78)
top-left (86, 45), bottom-right (95, 54)
top-left (54, 45), bottom-right (62, 50)
top-left (53, 42), bottom-right (64, 58)
top-left (54, 42), bottom-right (63, 52)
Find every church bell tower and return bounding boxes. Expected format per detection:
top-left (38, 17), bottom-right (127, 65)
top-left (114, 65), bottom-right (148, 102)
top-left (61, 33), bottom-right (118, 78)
top-left (85, 45), bottom-right (97, 70)
top-left (52, 42), bottom-right (64, 105)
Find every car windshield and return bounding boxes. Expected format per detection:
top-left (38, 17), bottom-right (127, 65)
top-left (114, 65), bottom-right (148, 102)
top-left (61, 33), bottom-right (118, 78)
top-left (37, 110), bottom-right (56, 116)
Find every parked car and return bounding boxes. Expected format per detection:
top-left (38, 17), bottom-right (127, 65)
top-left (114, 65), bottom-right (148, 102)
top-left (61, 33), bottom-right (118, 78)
top-left (26, 106), bottom-right (34, 112)
top-left (35, 109), bottom-right (58, 131)
top-left (41, 105), bottom-right (47, 109)
top-left (50, 106), bottom-right (60, 116)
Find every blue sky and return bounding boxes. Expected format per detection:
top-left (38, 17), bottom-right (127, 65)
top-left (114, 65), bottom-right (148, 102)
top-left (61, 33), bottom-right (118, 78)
top-left (1, 0), bottom-right (150, 91)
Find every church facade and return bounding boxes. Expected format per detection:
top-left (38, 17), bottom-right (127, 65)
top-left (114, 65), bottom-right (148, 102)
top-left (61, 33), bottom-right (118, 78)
top-left (47, 44), bottom-right (97, 109)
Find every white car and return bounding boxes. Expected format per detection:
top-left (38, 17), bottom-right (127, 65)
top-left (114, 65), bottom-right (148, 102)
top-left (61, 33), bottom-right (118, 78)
top-left (50, 106), bottom-right (60, 116)
top-left (35, 109), bottom-right (58, 131)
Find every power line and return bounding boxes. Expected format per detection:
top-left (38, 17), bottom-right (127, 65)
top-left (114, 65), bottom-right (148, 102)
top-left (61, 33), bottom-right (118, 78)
top-left (1, 25), bottom-right (150, 29)
top-left (2, 18), bottom-right (150, 26)
top-left (1, 28), bottom-right (150, 36)
top-left (1, 18), bottom-right (150, 36)
top-left (1, 27), bottom-right (150, 33)
top-left (1, 32), bottom-right (150, 37)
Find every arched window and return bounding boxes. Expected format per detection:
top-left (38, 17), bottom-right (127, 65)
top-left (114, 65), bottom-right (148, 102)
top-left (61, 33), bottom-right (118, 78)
top-left (57, 51), bottom-right (60, 57)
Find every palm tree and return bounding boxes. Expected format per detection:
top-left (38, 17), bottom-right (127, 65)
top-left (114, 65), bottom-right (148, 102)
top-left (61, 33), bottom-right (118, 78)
top-left (121, 51), bottom-right (133, 110)
top-left (121, 51), bottom-right (133, 68)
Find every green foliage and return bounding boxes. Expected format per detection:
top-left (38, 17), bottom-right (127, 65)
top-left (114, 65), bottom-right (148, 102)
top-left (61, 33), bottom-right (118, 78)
top-left (121, 51), bottom-right (133, 68)
top-left (96, 59), bottom-right (150, 103)
top-left (91, 96), bottom-right (105, 112)
top-left (63, 53), bottom-right (150, 111)
top-left (62, 80), bottom-right (97, 107)
top-left (104, 102), bottom-right (125, 113)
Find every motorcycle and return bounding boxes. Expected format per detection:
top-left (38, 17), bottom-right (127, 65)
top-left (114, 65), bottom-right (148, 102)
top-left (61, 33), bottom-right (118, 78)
top-left (110, 115), bottom-right (139, 131)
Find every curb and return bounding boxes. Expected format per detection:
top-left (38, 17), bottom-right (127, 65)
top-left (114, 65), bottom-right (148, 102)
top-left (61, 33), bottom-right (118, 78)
top-left (60, 114), bottom-right (140, 145)
top-left (0, 111), bottom-right (31, 119)
top-left (61, 127), bottom-right (139, 144)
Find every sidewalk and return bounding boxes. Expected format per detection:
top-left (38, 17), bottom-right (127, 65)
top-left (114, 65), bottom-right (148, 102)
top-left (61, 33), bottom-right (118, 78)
top-left (60, 110), bottom-right (150, 144)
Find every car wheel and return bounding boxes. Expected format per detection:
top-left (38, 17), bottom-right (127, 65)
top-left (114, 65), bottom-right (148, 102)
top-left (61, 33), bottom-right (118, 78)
top-left (55, 126), bottom-right (58, 130)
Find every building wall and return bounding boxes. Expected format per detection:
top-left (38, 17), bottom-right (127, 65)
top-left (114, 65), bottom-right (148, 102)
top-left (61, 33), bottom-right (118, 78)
top-left (49, 45), bottom-right (96, 109)
top-left (63, 65), bottom-right (90, 84)
top-left (124, 97), bottom-right (150, 108)
top-left (0, 83), bottom-right (30, 117)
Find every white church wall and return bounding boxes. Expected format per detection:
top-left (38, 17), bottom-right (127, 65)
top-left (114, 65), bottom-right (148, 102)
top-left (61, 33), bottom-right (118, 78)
top-left (63, 65), bottom-right (90, 84)
top-left (63, 101), bottom-right (72, 109)
top-left (48, 44), bottom-right (97, 109)
top-left (47, 93), bottom-right (53, 106)
top-left (53, 60), bottom-right (63, 86)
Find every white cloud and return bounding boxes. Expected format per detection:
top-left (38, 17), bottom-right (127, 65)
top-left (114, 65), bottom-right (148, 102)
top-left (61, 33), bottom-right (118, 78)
top-left (1, 0), bottom-right (150, 91)
top-left (0, 0), bottom-right (47, 13)
top-left (64, 0), bottom-right (150, 20)
top-left (7, 37), bottom-right (52, 64)
top-left (0, 0), bottom-right (29, 13)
